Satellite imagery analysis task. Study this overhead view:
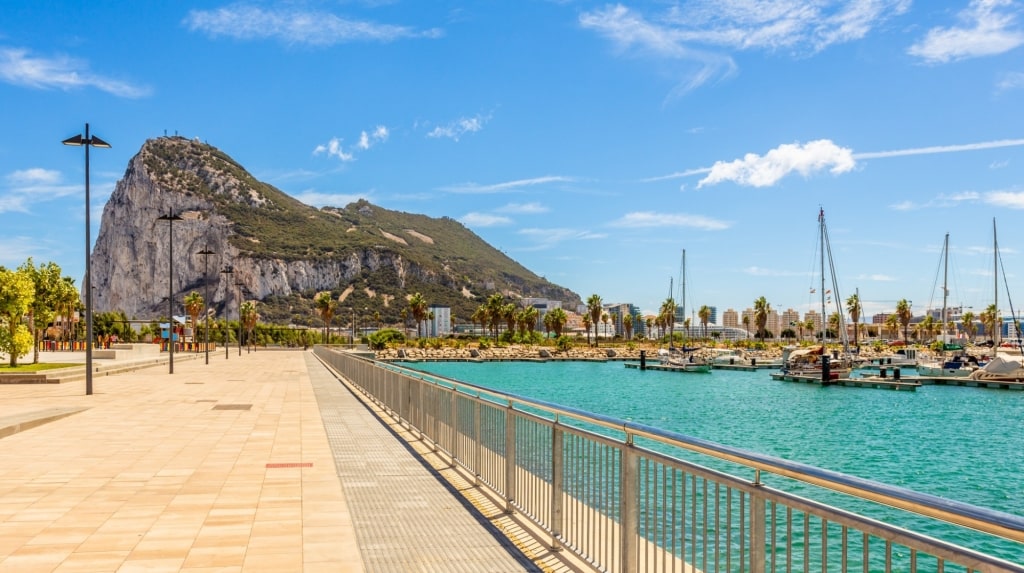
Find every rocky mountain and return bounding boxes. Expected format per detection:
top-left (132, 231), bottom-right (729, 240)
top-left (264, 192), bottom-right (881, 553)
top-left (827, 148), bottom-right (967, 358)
top-left (90, 136), bottom-right (582, 325)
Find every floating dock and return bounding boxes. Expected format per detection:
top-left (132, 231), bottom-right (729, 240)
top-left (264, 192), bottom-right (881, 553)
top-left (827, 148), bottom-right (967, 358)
top-left (770, 372), bottom-right (920, 390)
top-left (624, 363), bottom-right (711, 374)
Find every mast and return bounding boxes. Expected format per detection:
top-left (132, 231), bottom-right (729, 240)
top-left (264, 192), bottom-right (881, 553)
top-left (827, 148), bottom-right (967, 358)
top-left (994, 219), bottom-right (1000, 347)
top-left (820, 208), bottom-right (827, 343)
top-left (942, 232), bottom-right (949, 343)
top-left (681, 249), bottom-right (687, 340)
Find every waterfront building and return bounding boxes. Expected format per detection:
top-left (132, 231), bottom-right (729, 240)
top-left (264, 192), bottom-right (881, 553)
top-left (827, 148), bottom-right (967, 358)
top-left (722, 308), bottom-right (739, 329)
top-left (804, 310), bottom-right (823, 337)
top-left (421, 304), bottom-right (451, 337)
top-left (780, 308), bottom-right (801, 338)
top-left (707, 306), bottom-right (718, 326)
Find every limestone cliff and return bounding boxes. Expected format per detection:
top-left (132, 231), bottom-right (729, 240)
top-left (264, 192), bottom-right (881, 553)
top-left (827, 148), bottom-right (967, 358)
top-left (90, 136), bottom-right (581, 323)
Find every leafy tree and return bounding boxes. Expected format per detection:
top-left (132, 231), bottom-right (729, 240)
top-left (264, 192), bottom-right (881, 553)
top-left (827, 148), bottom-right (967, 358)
top-left (961, 310), bottom-right (976, 341)
top-left (586, 294), bottom-right (603, 347)
top-left (407, 292), bottom-right (429, 338)
top-left (846, 293), bottom-right (861, 348)
top-left (486, 293), bottom-right (504, 339)
top-left (698, 305), bottom-right (711, 340)
top-left (20, 258), bottom-right (65, 363)
top-left (658, 297), bottom-right (676, 343)
top-left (754, 296), bottom-right (771, 344)
top-left (502, 302), bottom-right (517, 337)
top-left (742, 315), bottom-right (751, 339)
top-left (979, 304), bottom-right (998, 342)
top-left (314, 291), bottom-right (336, 342)
top-left (0, 266), bottom-right (35, 366)
top-left (240, 300), bottom-right (259, 348)
top-left (885, 314), bottom-right (900, 341)
top-left (895, 299), bottom-right (912, 342)
top-left (547, 307), bottom-right (567, 338)
top-left (622, 313), bottom-right (633, 341)
top-left (582, 314), bottom-right (592, 345)
top-left (601, 312), bottom-right (610, 338)
top-left (184, 291), bottom-right (204, 345)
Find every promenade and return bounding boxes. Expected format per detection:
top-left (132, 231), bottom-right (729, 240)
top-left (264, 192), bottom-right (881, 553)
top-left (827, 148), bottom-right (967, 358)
top-left (0, 349), bottom-right (569, 572)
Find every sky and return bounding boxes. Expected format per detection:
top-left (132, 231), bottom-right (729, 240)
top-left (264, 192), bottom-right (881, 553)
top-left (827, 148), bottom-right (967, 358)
top-left (2, 0), bottom-right (1024, 323)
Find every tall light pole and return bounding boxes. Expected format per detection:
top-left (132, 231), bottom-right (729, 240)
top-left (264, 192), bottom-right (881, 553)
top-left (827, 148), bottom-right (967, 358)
top-left (197, 247), bottom-right (215, 365)
top-left (62, 123), bottom-right (110, 396)
top-left (235, 281), bottom-right (244, 356)
top-left (157, 211), bottom-right (182, 374)
top-left (350, 307), bottom-right (355, 345)
top-left (220, 266), bottom-right (233, 359)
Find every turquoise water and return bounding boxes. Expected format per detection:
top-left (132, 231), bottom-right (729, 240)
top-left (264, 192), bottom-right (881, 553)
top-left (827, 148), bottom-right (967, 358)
top-left (401, 360), bottom-right (1024, 560)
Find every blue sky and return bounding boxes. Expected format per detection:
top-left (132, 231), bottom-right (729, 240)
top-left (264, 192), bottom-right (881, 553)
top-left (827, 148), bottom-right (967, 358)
top-left (2, 1), bottom-right (1024, 322)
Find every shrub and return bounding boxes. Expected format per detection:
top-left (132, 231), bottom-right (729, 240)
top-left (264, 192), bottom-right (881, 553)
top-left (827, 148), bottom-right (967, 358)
top-left (556, 335), bottom-right (573, 352)
top-left (367, 328), bottom-right (405, 350)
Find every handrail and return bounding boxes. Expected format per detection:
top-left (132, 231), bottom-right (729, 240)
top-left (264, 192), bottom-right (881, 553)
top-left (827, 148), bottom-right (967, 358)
top-left (382, 356), bottom-right (1024, 544)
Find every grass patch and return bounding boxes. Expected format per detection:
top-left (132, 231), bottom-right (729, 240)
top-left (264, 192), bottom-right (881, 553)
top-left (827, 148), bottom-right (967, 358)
top-left (0, 363), bottom-right (82, 372)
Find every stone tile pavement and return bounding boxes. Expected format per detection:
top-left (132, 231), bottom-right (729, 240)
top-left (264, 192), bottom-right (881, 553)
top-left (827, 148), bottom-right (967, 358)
top-left (0, 349), bottom-right (586, 572)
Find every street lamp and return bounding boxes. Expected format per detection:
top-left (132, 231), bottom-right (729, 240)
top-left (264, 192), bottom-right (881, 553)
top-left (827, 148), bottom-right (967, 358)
top-left (197, 246), bottom-right (216, 365)
top-left (62, 123), bottom-right (110, 396)
top-left (220, 266), bottom-right (233, 359)
top-left (235, 281), bottom-right (244, 356)
top-left (157, 210), bottom-right (183, 374)
top-left (350, 307), bottom-right (355, 346)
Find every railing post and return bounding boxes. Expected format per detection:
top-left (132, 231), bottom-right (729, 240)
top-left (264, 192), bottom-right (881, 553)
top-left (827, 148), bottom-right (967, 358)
top-left (621, 433), bottom-right (638, 573)
top-left (450, 390), bottom-right (459, 467)
top-left (550, 420), bottom-right (563, 552)
top-left (474, 398), bottom-right (482, 486)
top-left (504, 400), bottom-right (516, 514)
top-left (749, 470), bottom-right (766, 573)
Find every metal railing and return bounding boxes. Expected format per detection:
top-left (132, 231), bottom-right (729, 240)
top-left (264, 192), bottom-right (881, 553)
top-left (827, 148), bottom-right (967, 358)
top-left (314, 347), bottom-right (1024, 573)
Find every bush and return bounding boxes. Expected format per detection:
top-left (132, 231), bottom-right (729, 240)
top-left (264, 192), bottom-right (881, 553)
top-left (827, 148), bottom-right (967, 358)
top-left (367, 328), bottom-right (405, 350)
top-left (556, 335), bottom-right (573, 352)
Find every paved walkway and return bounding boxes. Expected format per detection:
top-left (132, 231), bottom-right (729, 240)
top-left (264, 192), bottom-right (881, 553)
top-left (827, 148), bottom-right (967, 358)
top-left (0, 349), bottom-right (569, 572)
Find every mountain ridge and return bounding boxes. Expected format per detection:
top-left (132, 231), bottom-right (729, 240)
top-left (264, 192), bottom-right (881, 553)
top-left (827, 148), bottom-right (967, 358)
top-left (90, 136), bottom-right (582, 326)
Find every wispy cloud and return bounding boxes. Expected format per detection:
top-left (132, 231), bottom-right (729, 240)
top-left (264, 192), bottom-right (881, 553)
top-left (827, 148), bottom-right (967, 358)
top-left (997, 71), bottom-right (1024, 92)
top-left (985, 189), bottom-right (1024, 208)
top-left (1, 168), bottom-right (80, 213)
top-left (184, 5), bottom-right (442, 45)
top-left (609, 212), bottom-right (730, 230)
top-left (0, 47), bottom-right (150, 98)
top-left (426, 113), bottom-right (490, 141)
top-left (579, 1), bottom-right (908, 95)
top-left (908, 0), bottom-right (1024, 63)
top-left (439, 176), bottom-right (574, 194)
top-left (516, 227), bottom-right (607, 251)
top-left (495, 202), bottom-right (548, 214)
top-left (698, 140), bottom-right (855, 188)
top-left (460, 213), bottom-right (512, 227)
top-left (853, 138), bottom-right (1024, 159)
top-left (313, 126), bottom-right (389, 162)
top-left (890, 191), bottom-right (981, 211)
top-left (293, 190), bottom-right (367, 208)
top-left (854, 273), bottom-right (897, 282)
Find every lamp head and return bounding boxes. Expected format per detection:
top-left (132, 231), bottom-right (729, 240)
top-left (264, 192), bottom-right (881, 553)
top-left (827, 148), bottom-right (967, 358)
top-left (90, 136), bottom-right (111, 149)
top-left (61, 134), bottom-right (84, 147)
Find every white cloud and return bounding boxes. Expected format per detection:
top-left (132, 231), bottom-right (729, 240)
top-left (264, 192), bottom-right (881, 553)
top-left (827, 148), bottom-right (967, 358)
top-left (610, 212), bottom-right (730, 230)
top-left (313, 138), bottom-right (354, 162)
top-left (1, 168), bottom-right (81, 212)
top-left (985, 190), bottom-right (1024, 208)
top-left (460, 213), bottom-right (513, 227)
top-left (997, 71), bottom-right (1024, 92)
top-left (0, 47), bottom-right (150, 98)
top-left (697, 140), bottom-right (855, 188)
top-left (184, 6), bottom-right (442, 45)
top-left (909, 0), bottom-right (1024, 63)
top-left (579, 2), bottom-right (907, 93)
top-left (7, 168), bottom-right (61, 185)
top-left (314, 126), bottom-right (388, 162)
top-left (293, 190), bottom-right (367, 208)
top-left (495, 202), bottom-right (548, 214)
top-left (427, 114), bottom-right (490, 141)
top-left (854, 138), bottom-right (1024, 159)
top-left (439, 176), bottom-right (573, 194)
top-left (854, 273), bottom-right (896, 281)
top-left (516, 228), bottom-right (607, 250)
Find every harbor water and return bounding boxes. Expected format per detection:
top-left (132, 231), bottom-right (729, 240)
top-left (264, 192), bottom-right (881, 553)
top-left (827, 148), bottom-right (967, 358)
top-left (400, 360), bottom-right (1024, 562)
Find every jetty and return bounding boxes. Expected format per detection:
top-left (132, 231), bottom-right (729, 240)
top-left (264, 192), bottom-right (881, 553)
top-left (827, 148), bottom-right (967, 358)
top-left (770, 371), bottom-right (921, 390)
top-left (624, 362), bottom-right (711, 373)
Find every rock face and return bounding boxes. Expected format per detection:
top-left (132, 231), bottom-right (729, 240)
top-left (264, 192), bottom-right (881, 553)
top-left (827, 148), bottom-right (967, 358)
top-left (90, 136), bottom-right (582, 322)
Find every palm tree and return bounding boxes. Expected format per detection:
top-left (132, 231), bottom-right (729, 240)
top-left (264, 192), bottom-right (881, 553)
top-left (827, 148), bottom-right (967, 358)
top-left (486, 293), bottom-right (504, 339)
top-left (753, 297), bottom-right (770, 343)
top-left (698, 305), bottom-right (711, 340)
top-left (645, 316), bottom-right (654, 339)
top-left (979, 304), bottom-right (998, 342)
top-left (586, 294), bottom-right (603, 347)
top-left (846, 293), bottom-right (861, 348)
top-left (314, 291), bottom-right (335, 343)
top-left (523, 307), bottom-right (539, 336)
top-left (623, 313), bottom-right (633, 340)
top-left (885, 314), bottom-right (900, 341)
top-left (895, 299), bottom-right (912, 342)
top-left (659, 297), bottom-right (676, 345)
top-left (961, 310), bottom-right (976, 341)
top-left (184, 291), bottom-right (204, 350)
top-left (502, 303), bottom-right (517, 338)
top-left (408, 292), bottom-right (428, 338)
top-left (828, 312), bottom-right (841, 340)
top-left (601, 312), bottom-right (610, 339)
top-left (742, 315), bottom-right (751, 339)
top-left (582, 314), bottom-right (592, 345)
top-left (548, 307), bottom-right (568, 337)
top-left (240, 300), bottom-right (259, 349)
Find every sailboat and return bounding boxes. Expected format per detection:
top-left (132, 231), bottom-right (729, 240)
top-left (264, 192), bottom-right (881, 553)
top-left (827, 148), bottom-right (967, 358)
top-left (781, 209), bottom-right (852, 378)
top-left (658, 250), bottom-right (710, 373)
top-left (969, 219), bottom-right (1024, 382)
top-left (916, 233), bottom-right (979, 378)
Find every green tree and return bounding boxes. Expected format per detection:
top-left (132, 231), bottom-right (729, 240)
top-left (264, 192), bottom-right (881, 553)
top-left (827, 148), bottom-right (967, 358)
top-left (961, 310), bottom-right (976, 341)
top-left (698, 305), bottom-right (711, 340)
top-left (979, 304), bottom-right (998, 342)
top-left (408, 292), bottom-right (429, 338)
top-left (659, 297), bottom-right (676, 344)
top-left (586, 294), bottom-right (603, 347)
top-left (20, 259), bottom-right (65, 364)
top-left (0, 266), bottom-right (35, 366)
top-left (582, 314), bottom-right (592, 344)
top-left (846, 293), bottom-right (861, 348)
top-left (314, 291), bottom-right (336, 342)
top-left (240, 300), bottom-right (259, 348)
top-left (895, 299), bottom-right (912, 342)
top-left (622, 313), bottom-right (633, 340)
top-left (486, 293), bottom-right (504, 339)
top-left (754, 296), bottom-right (771, 343)
top-left (547, 307), bottom-right (568, 338)
top-left (184, 291), bottom-right (204, 348)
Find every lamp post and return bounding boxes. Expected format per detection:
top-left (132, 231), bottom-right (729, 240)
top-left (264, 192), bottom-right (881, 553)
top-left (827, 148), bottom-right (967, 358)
top-left (62, 123), bottom-right (110, 396)
top-left (350, 307), bottom-right (355, 346)
top-left (220, 266), bottom-right (233, 359)
top-left (235, 281), bottom-right (245, 356)
top-left (197, 247), bottom-right (215, 365)
top-left (157, 210), bottom-right (183, 374)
